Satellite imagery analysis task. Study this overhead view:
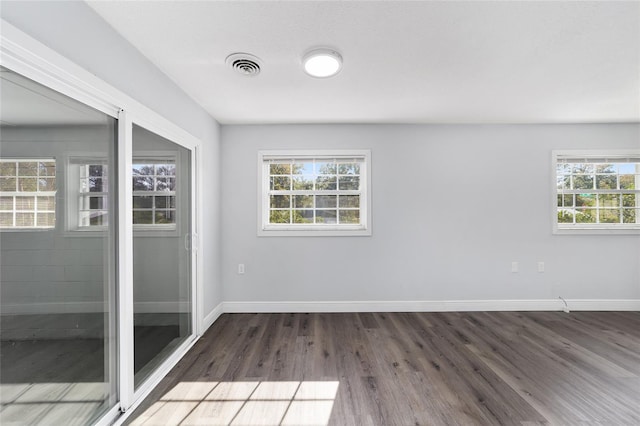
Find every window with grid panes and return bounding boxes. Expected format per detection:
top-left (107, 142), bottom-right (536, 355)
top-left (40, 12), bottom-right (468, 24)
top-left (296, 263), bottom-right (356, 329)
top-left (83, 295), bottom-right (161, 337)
top-left (132, 160), bottom-right (176, 226)
top-left (259, 151), bottom-right (371, 236)
top-left (72, 157), bottom-right (176, 229)
top-left (78, 162), bottom-right (109, 227)
top-left (554, 151), bottom-right (640, 232)
top-left (0, 159), bottom-right (56, 229)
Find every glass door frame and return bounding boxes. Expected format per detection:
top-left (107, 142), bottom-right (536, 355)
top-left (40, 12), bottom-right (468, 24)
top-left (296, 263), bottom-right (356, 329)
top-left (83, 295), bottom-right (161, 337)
top-left (120, 114), bottom-right (201, 408)
top-left (1, 19), bottom-right (203, 425)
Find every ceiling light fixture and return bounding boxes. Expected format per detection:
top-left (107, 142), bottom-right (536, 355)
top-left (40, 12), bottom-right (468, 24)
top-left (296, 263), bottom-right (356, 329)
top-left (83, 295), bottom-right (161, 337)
top-left (302, 48), bottom-right (342, 78)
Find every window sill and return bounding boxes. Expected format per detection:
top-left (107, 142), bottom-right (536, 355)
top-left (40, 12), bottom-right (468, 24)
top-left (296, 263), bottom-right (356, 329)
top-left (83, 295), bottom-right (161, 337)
top-left (0, 227), bottom-right (55, 233)
top-left (64, 225), bottom-right (178, 237)
top-left (258, 226), bottom-right (371, 237)
top-left (554, 226), bottom-right (640, 235)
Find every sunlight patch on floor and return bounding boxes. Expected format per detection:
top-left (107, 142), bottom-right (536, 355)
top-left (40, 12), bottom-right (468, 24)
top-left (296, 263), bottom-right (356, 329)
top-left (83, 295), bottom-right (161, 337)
top-left (0, 382), bottom-right (107, 425)
top-left (132, 380), bottom-right (339, 426)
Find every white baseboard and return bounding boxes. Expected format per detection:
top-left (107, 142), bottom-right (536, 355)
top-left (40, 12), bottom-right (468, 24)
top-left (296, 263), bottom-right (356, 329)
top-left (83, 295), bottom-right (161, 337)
top-left (1, 302), bottom-right (104, 315)
top-left (562, 299), bottom-right (640, 311)
top-left (223, 299), bottom-right (640, 313)
top-left (1, 301), bottom-right (190, 315)
top-left (202, 302), bottom-right (224, 332)
top-left (3, 299), bottom-right (637, 320)
top-left (134, 301), bottom-right (191, 313)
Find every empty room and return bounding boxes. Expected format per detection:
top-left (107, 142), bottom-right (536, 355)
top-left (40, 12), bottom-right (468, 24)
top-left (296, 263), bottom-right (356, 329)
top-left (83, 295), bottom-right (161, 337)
top-left (0, 1), bottom-right (638, 425)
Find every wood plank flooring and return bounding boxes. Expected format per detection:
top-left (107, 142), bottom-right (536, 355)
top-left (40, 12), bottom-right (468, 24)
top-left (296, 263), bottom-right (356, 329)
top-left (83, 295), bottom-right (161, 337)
top-left (126, 312), bottom-right (640, 425)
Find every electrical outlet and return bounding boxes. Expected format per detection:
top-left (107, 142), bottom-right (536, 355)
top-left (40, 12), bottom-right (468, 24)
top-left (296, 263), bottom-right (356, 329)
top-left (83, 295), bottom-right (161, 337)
top-left (238, 263), bottom-right (245, 274)
top-left (511, 261), bottom-right (519, 273)
top-left (537, 262), bottom-right (545, 273)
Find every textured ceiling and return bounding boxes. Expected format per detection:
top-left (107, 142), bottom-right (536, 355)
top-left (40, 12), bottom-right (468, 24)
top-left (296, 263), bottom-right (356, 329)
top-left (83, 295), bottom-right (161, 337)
top-left (87, 1), bottom-right (640, 124)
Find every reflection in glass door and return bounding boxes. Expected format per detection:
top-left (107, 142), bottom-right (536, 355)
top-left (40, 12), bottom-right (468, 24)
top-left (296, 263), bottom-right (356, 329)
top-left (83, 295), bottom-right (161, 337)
top-left (0, 67), bottom-right (117, 425)
top-left (131, 124), bottom-right (192, 388)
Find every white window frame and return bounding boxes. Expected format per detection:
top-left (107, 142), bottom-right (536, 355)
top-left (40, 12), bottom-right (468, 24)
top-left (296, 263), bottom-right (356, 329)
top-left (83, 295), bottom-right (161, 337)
top-left (552, 150), bottom-right (640, 235)
top-left (66, 152), bottom-right (179, 234)
top-left (131, 153), bottom-right (179, 232)
top-left (66, 155), bottom-right (109, 232)
top-left (258, 149), bottom-right (372, 237)
top-left (0, 158), bottom-right (57, 230)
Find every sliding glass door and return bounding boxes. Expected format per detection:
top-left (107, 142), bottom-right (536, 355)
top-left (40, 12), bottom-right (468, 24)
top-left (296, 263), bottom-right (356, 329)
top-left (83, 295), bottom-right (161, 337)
top-left (0, 66), bottom-right (118, 425)
top-left (0, 61), bottom-right (198, 424)
top-left (131, 124), bottom-right (192, 388)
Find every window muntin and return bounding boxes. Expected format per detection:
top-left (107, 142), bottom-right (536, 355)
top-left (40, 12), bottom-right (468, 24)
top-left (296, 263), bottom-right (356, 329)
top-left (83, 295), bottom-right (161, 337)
top-left (79, 163), bottom-right (109, 227)
top-left (72, 157), bottom-right (176, 230)
top-left (554, 152), bottom-right (640, 231)
top-left (260, 151), bottom-right (371, 235)
top-left (0, 159), bottom-right (56, 229)
top-left (132, 160), bottom-right (176, 226)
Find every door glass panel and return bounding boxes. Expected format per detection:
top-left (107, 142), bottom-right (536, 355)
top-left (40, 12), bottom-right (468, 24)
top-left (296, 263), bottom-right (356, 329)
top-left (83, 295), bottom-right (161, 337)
top-left (0, 67), bottom-right (117, 424)
top-left (132, 124), bottom-right (192, 388)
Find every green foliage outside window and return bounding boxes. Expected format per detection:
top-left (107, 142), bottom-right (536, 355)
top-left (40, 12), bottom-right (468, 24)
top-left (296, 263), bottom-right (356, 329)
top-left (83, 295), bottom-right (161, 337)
top-left (267, 158), bottom-right (362, 227)
top-left (556, 159), bottom-right (638, 227)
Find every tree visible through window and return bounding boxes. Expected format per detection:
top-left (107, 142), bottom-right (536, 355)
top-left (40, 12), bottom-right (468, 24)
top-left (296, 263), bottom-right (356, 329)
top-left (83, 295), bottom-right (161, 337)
top-left (555, 152), bottom-right (640, 231)
top-left (259, 150), bottom-right (371, 236)
top-left (0, 159), bottom-right (56, 229)
top-left (75, 157), bottom-right (176, 229)
top-left (132, 161), bottom-right (176, 225)
top-left (79, 163), bottom-right (108, 227)
top-left (268, 159), bottom-right (361, 225)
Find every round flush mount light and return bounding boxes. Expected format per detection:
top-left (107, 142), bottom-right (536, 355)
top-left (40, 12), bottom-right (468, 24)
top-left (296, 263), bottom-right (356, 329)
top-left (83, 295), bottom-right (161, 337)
top-left (302, 48), bottom-right (343, 78)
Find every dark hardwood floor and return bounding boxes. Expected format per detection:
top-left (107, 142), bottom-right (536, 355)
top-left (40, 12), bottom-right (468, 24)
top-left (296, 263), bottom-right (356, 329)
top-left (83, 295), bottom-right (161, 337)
top-left (127, 312), bottom-right (640, 425)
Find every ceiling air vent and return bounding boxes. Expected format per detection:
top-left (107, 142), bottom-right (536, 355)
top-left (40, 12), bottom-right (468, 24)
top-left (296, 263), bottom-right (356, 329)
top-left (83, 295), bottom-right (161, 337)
top-left (226, 53), bottom-right (261, 76)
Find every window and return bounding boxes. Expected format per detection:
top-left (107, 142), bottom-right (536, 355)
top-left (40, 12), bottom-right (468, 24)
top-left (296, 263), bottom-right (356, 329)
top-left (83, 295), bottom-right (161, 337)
top-left (259, 150), bottom-right (371, 236)
top-left (553, 151), bottom-right (640, 233)
top-left (132, 160), bottom-right (177, 227)
top-left (0, 159), bottom-right (56, 229)
top-left (79, 162), bottom-right (109, 227)
top-left (69, 156), bottom-right (176, 231)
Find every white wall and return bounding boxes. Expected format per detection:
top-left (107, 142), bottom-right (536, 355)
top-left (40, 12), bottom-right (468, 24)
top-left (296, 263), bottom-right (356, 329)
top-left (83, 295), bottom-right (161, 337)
top-left (1, 1), bottom-right (223, 319)
top-left (221, 124), bottom-right (640, 307)
top-left (2, 2), bottom-right (637, 314)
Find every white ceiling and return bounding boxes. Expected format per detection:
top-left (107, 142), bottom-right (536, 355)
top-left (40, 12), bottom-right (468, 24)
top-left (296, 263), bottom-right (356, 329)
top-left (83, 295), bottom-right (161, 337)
top-left (87, 0), bottom-right (640, 125)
